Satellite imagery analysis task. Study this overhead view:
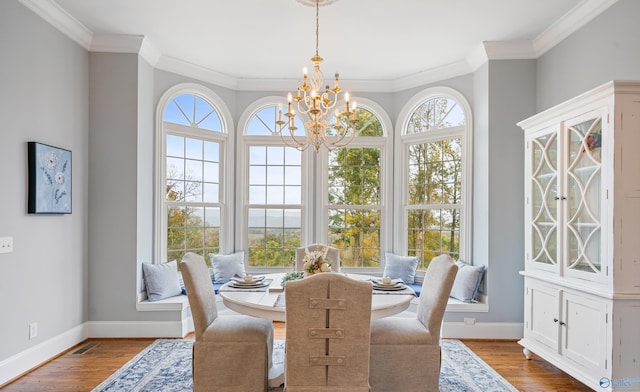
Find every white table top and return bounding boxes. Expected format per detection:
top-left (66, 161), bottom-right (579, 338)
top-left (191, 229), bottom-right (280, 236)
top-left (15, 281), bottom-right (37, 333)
top-left (218, 273), bottom-right (414, 322)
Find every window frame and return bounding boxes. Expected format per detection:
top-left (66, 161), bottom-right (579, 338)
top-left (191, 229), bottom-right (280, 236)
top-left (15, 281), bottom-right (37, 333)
top-left (154, 83), bottom-right (235, 263)
top-left (317, 98), bottom-right (394, 274)
top-left (236, 96), bottom-right (314, 272)
top-left (394, 87), bottom-right (473, 274)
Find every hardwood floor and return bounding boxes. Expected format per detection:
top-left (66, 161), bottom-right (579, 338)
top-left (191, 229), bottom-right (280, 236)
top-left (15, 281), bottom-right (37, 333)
top-left (1, 322), bottom-right (593, 391)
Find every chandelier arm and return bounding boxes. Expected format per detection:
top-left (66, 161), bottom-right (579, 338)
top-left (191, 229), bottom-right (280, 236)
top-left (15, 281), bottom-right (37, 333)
top-left (280, 128), bottom-right (311, 151)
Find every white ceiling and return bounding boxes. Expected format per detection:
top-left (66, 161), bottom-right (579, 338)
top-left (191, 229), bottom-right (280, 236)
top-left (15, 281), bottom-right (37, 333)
top-left (21, 0), bottom-right (617, 90)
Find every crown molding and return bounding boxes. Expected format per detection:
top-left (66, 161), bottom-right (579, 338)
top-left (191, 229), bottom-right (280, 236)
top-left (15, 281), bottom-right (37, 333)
top-left (90, 34), bottom-right (162, 68)
top-left (533, 0), bottom-right (620, 56)
top-left (24, 0), bottom-right (619, 92)
top-left (393, 60), bottom-right (473, 92)
top-left (155, 56), bottom-right (239, 90)
top-left (19, 0), bottom-right (92, 49)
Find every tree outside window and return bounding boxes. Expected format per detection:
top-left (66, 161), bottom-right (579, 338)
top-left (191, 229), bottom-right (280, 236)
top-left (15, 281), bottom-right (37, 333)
top-left (163, 93), bottom-right (225, 266)
top-left (405, 96), bottom-right (466, 270)
top-left (327, 108), bottom-right (385, 268)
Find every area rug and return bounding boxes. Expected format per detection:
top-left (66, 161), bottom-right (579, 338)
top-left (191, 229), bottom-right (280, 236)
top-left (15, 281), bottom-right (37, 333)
top-left (92, 339), bottom-right (517, 391)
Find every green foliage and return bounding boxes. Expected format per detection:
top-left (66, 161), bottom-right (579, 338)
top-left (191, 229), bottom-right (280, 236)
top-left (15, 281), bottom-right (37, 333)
top-left (406, 97), bottom-right (463, 270)
top-left (280, 271), bottom-right (304, 288)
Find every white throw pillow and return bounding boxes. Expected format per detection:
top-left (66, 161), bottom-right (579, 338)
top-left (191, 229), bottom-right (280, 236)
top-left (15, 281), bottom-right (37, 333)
top-left (382, 252), bottom-right (419, 284)
top-left (450, 260), bottom-right (485, 303)
top-left (142, 260), bottom-right (182, 302)
top-left (209, 251), bottom-right (246, 283)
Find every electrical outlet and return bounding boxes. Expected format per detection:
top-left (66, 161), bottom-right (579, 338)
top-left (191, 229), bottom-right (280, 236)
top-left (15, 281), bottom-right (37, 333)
top-left (29, 322), bottom-right (38, 339)
top-left (464, 317), bottom-right (476, 325)
top-left (0, 237), bottom-right (13, 254)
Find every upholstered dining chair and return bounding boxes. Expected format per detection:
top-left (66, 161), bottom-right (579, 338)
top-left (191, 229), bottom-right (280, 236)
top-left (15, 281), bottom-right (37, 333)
top-left (295, 243), bottom-right (341, 272)
top-left (285, 273), bottom-right (372, 391)
top-left (180, 252), bottom-right (274, 392)
top-left (369, 254), bottom-right (458, 392)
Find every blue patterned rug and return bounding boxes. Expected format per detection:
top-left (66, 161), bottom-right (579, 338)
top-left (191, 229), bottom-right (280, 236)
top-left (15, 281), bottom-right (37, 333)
top-left (92, 339), bottom-right (517, 391)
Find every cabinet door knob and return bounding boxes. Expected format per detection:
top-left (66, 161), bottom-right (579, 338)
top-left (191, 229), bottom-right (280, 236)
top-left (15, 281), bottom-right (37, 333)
top-left (559, 321), bottom-right (566, 326)
top-left (553, 318), bottom-right (559, 323)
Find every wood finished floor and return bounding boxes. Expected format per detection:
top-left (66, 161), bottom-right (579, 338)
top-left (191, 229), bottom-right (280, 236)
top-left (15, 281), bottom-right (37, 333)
top-left (1, 322), bottom-right (593, 391)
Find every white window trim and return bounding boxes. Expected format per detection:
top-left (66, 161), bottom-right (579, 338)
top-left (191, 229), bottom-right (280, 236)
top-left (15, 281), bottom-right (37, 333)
top-left (236, 96), bottom-right (314, 271)
top-left (154, 83), bottom-right (235, 263)
top-left (393, 87), bottom-right (474, 270)
top-left (317, 98), bottom-right (394, 274)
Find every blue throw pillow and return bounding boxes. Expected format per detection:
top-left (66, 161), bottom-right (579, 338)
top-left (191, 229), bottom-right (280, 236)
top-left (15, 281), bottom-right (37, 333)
top-left (142, 260), bottom-right (182, 302)
top-left (382, 252), bottom-right (419, 284)
top-left (450, 260), bottom-right (485, 303)
top-left (209, 251), bottom-right (246, 283)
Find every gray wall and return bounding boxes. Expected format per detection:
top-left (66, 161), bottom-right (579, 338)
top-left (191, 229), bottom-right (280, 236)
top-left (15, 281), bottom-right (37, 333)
top-left (537, 0), bottom-right (640, 110)
top-left (0, 0), bottom-right (89, 358)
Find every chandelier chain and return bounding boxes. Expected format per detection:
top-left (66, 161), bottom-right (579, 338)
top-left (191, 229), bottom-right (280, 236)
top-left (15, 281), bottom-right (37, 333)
top-left (315, 0), bottom-right (320, 58)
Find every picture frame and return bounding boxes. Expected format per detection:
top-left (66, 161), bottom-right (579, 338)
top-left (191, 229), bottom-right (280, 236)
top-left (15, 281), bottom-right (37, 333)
top-left (27, 142), bottom-right (72, 214)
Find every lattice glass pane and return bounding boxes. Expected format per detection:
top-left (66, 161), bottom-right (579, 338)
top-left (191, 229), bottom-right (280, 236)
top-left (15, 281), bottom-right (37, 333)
top-left (566, 117), bottom-right (602, 273)
top-left (530, 132), bottom-right (558, 266)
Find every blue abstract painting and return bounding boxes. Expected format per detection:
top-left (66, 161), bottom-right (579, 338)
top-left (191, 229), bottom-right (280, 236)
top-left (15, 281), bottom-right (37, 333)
top-left (28, 142), bottom-right (72, 214)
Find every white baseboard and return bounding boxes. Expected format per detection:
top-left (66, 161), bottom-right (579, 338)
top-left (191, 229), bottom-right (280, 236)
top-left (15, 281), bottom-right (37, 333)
top-left (442, 321), bottom-right (524, 339)
top-left (0, 323), bottom-right (88, 386)
top-left (0, 316), bottom-right (521, 387)
top-left (87, 320), bottom-right (189, 338)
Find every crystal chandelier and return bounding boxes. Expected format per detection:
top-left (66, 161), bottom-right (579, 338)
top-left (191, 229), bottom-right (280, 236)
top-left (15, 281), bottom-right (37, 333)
top-left (277, 0), bottom-right (358, 152)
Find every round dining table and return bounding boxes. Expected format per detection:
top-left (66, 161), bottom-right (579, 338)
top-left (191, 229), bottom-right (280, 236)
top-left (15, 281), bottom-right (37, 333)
top-left (218, 272), bottom-right (414, 322)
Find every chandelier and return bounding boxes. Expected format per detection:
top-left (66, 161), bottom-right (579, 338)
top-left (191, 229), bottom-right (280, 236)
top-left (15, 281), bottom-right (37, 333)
top-left (276, 0), bottom-right (358, 152)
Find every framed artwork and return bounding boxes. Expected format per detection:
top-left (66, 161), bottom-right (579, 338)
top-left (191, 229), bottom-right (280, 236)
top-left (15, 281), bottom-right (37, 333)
top-left (27, 142), bottom-right (72, 214)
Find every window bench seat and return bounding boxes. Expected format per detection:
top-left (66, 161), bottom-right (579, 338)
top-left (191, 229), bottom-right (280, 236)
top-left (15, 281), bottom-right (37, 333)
top-left (137, 283), bottom-right (487, 313)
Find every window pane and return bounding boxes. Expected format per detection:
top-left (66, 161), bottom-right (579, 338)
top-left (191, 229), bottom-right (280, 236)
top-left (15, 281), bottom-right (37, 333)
top-left (328, 147), bottom-right (380, 206)
top-left (166, 157), bottom-right (184, 180)
top-left (407, 139), bottom-right (461, 207)
top-left (203, 162), bottom-right (219, 183)
top-left (166, 135), bottom-right (184, 157)
top-left (185, 159), bottom-right (202, 182)
top-left (407, 208), bottom-right (460, 270)
top-left (203, 183), bottom-right (219, 203)
top-left (267, 166), bottom-right (284, 185)
top-left (406, 96), bottom-right (465, 134)
top-left (328, 208), bottom-right (381, 268)
top-left (185, 138), bottom-right (202, 160)
top-left (204, 141), bottom-right (219, 162)
top-left (249, 186), bottom-right (266, 204)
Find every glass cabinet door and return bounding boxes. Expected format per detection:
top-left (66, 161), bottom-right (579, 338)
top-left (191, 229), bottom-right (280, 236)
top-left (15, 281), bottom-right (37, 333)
top-left (529, 131), bottom-right (558, 267)
top-left (565, 115), bottom-right (602, 274)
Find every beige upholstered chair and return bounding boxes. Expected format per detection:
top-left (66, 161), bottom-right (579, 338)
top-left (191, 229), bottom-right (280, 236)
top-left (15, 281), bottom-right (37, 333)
top-left (285, 273), bottom-right (372, 391)
top-left (180, 252), bottom-right (274, 392)
top-left (295, 243), bottom-right (341, 273)
top-left (369, 254), bottom-right (458, 392)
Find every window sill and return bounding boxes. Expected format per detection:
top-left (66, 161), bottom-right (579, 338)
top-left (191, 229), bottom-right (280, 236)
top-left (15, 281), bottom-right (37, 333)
top-left (409, 295), bottom-right (488, 313)
top-left (136, 294), bottom-right (189, 312)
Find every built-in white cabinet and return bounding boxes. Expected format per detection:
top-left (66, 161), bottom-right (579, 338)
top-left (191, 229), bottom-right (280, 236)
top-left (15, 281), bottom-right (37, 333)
top-left (518, 81), bottom-right (640, 391)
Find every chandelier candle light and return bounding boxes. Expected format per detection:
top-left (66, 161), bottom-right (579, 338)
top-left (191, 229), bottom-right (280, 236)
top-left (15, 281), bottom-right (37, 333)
top-left (276, 0), bottom-right (358, 152)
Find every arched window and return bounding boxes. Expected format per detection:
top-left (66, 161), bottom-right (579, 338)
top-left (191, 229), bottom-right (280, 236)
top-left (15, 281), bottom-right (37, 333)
top-left (156, 84), bottom-right (233, 264)
top-left (396, 87), bottom-right (472, 270)
top-left (319, 99), bottom-right (393, 271)
top-left (238, 98), bottom-right (310, 268)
